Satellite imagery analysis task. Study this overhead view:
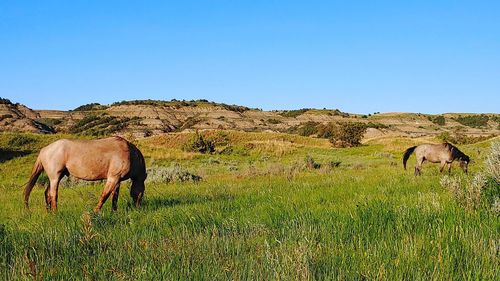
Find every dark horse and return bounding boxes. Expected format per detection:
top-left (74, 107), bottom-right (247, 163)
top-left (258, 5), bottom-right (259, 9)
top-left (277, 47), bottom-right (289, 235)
top-left (403, 142), bottom-right (470, 176)
top-left (24, 136), bottom-right (147, 212)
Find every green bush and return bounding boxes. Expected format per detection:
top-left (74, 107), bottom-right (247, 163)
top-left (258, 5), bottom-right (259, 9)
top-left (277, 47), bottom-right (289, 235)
top-left (182, 133), bottom-right (215, 154)
top-left (316, 122), bottom-right (379, 139)
top-left (177, 117), bottom-right (201, 131)
top-left (440, 141), bottom-right (500, 213)
top-left (8, 135), bottom-right (36, 147)
top-left (486, 141), bottom-right (500, 184)
top-left (70, 115), bottom-right (100, 133)
top-left (316, 123), bottom-right (337, 139)
top-left (279, 108), bottom-right (310, 118)
top-left (69, 114), bottom-right (139, 136)
top-left (147, 164), bottom-right (202, 183)
top-left (329, 122), bottom-right (367, 147)
top-left (428, 115), bottom-right (446, 126)
top-left (35, 118), bottom-right (62, 129)
top-left (365, 122), bottom-right (389, 129)
top-left (110, 99), bottom-right (254, 112)
top-left (329, 109), bottom-right (350, 117)
top-left (72, 103), bottom-right (107, 111)
top-left (296, 121), bottom-right (320, 136)
top-left (454, 115), bottom-right (489, 128)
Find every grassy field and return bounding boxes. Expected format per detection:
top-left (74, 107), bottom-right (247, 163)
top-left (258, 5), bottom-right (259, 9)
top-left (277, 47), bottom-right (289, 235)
top-left (0, 131), bottom-right (498, 280)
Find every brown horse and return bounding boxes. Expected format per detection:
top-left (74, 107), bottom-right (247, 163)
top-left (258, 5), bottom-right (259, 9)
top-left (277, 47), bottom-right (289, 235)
top-left (24, 136), bottom-right (147, 212)
top-left (403, 142), bottom-right (470, 176)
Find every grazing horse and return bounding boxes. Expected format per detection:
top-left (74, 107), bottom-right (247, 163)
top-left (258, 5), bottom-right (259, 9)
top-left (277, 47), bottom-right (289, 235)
top-left (24, 136), bottom-right (147, 212)
top-left (403, 142), bottom-right (470, 176)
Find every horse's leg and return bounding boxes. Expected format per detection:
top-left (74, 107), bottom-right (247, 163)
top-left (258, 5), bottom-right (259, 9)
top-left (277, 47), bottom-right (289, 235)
top-left (439, 161), bottom-right (446, 174)
top-left (47, 177), bottom-right (61, 212)
top-left (44, 184), bottom-right (50, 212)
top-left (94, 177), bottom-right (119, 213)
top-left (415, 157), bottom-right (424, 176)
top-left (447, 162), bottom-right (452, 174)
top-left (111, 183), bottom-right (121, 211)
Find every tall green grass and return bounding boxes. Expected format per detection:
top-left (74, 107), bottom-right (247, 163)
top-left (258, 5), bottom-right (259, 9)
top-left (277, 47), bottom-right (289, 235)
top-left (0, 132), bottom-right (498, 280)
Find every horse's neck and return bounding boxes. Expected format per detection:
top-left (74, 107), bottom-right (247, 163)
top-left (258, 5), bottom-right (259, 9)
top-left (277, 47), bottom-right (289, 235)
top-left (452, 147), bottom-right (463, 159)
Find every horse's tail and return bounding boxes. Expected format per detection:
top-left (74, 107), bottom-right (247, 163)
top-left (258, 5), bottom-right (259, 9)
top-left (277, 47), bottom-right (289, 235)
top-left (403, 146), bottom-right (417, 170)
top-left (24, 156), bottom-right (44, 209)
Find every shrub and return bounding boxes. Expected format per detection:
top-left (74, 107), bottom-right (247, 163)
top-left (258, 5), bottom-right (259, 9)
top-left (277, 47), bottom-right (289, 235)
top-left (295, 121), bottom-right (319, 137)
top-left (35, 118), bottom-right (62, 130)
top-left (178, 117), bottom-right (201, 131)
top-left (110, 99), bottom-right (254, 112)
top-left (428, 115), bottom-right (446, 126)
top-left (440, 141), bottom-right (500, 213)
top-left (70, 115), bottom-right (100, 133)
top-left (365, 122), bottom-right (389, 129)
top-left (329, 122), bottom-right (367, 147)
top-left (454, 115), bottom-right (489, 128)
top-left (147, 164), bottom-right (202, 183)
top-left (143, 129), bottom-right (153, 137)
top-left (8, 135), bottom-right (36, 147)
top-left (221, 104), bottom-right (251, 113)
top-left (279, 108), bottom-right (310, 118)
top-left (73, 103), bottom-right (107, 111)
top-left (438, 132), bottom-right (495, 145)
top-left (0, 97), bottom-right (12, 104)
top-left (486, 141), bottom-right (500, 184)
top-left (330, 109), bottom-right (350, 117)
top-left (69, 114), bottom-right (137, 136)
top-left (316, 123), bottom-right (337, 139)
top-left (267, 118), bottom-right (282, 124)
top-left (182, 133), bottom-right (215, 154)
top-left (305, 155), bottom-right (321, 169)
top-left (440, 174), bottom-right (485, 211)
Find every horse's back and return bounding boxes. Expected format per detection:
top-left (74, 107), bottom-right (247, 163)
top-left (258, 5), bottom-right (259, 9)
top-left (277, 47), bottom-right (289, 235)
top-left (42, 137), bottom-right (132, 180)
top-left (415, 143), bottom-right (451, 163)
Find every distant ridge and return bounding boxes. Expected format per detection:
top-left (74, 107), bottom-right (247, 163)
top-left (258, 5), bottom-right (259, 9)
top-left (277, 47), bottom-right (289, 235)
top-left (1, 97), bottom-right (499, 140)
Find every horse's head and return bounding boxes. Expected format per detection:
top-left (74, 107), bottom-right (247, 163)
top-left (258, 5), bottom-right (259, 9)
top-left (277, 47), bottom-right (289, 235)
top-left (459, 155), bottom-right (470, 174)
top-left (130, 175), bottom-right (146, 207)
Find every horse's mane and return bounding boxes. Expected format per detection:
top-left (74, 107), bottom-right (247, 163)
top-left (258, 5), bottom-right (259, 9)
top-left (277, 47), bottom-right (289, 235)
top-left (445, 142), bottom-right (468, 160)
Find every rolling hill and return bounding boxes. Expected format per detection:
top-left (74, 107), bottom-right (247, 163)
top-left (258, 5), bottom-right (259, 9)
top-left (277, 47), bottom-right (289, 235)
top-left (1, 98), bottom-right (499, 141)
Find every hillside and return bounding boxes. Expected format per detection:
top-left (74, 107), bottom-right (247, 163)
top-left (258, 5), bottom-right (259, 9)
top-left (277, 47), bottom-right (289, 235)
top-left (1, 98), bottom-right (499, 140)
top-left (0, 98), bottom-right (54, 134)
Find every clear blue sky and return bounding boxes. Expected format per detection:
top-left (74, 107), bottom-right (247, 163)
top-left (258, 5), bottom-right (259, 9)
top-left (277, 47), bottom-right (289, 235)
top-left (1, 1), bottom-right (499, 114)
